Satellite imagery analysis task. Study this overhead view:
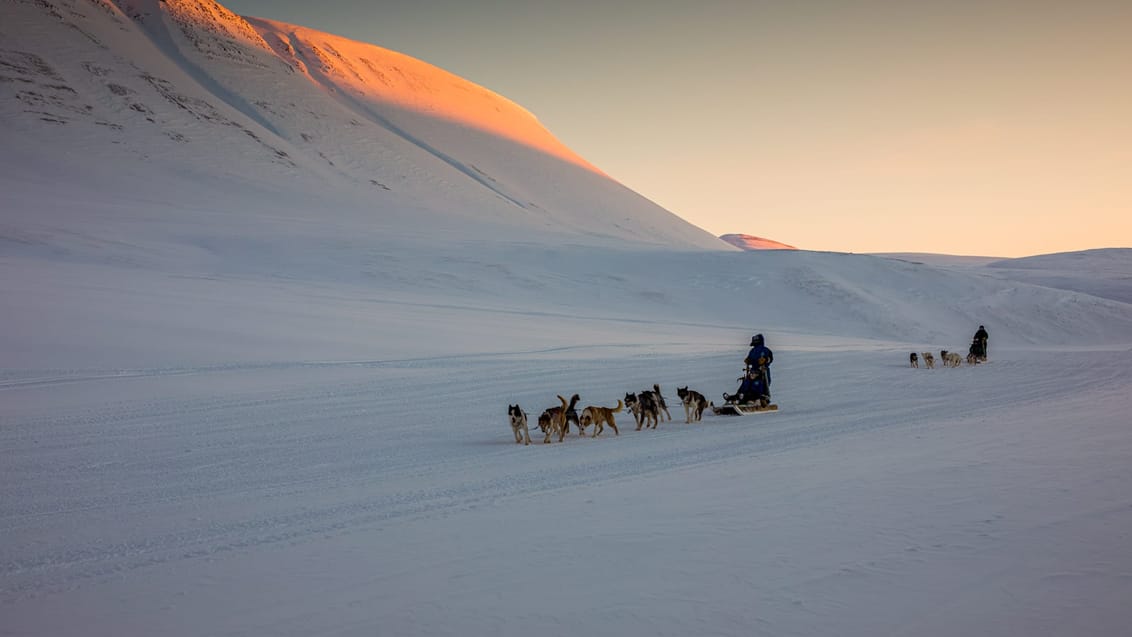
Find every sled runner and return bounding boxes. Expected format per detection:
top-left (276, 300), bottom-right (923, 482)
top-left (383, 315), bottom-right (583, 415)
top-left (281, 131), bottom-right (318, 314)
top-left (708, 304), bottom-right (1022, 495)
top-left (712, 401), bottom-right (778, 416)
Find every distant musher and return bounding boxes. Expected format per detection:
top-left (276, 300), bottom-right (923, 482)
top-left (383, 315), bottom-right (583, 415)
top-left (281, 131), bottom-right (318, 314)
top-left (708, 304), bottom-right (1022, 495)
top-left (972, 324), bottom-right (989, 361)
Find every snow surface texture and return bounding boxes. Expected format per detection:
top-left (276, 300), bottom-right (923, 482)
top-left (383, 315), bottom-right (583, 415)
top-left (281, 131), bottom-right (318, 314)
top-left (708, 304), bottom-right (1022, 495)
top-left (4, 1), bottom-right (1132, 636)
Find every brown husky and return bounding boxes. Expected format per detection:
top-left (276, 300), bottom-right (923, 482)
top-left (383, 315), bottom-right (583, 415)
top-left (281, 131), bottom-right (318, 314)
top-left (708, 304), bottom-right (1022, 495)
top-left (538, 394), bottom-right (573, 443)
top-left (579, 400), bottom-right (622, 437)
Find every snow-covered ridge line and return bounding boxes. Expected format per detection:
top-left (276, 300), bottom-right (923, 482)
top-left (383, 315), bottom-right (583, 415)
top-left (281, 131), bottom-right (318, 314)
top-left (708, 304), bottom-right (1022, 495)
top-left (720, 233), bottom-right (798, 251)
top-left (2, 0), bottom-right (728, 250)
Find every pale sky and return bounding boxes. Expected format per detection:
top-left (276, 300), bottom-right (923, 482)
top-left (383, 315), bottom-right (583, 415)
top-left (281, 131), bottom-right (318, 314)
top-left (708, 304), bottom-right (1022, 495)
top-left (221, 0), bottom-right (1131, 257)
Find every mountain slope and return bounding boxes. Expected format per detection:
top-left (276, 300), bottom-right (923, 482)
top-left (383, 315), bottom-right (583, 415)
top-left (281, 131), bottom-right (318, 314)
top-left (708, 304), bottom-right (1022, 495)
top-left (720, 233), bottom-right (798, 250)
top-left (0, 0), bottom-right (728, 250)
top-left (876, 250), bottom-right (1132, 305)
top-left (983, 249), bottom-right (1132, 305)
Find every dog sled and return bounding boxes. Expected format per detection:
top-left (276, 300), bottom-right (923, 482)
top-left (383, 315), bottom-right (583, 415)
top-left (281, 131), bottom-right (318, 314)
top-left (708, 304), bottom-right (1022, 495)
top-left (712, 365), bottom-right (778, 416)
top-left (712, 401), bottom-right (778, 416)
top-left (968, 338), bottom-right (988, 364)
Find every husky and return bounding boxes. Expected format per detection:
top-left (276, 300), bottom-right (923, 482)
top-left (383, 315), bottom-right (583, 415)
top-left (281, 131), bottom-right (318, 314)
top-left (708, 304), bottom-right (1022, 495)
top-left (967, 340), bottom-right (984, 365)
top-left (650, 384), bottom-right (671, 421)
top-left (676, 386), bottom-right (710, 423)
top-left (538, 394), bottom-right (576, 443)
top-left (507, 404), bottom-right (531, 445)
top-left (910, 352), bottom-right (919, 368)
top-left (921, 352), bottom-right (935, 369)
top-left (540, 393), bottom-right (581, 435)
top-left (579, 400), bottom-right (622, 437)
top-left (624, 391), bottom-right (660, 430)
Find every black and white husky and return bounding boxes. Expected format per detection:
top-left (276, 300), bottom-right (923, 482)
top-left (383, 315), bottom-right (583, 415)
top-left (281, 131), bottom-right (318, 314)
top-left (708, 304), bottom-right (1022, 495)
top-left (676, 386), bottom-right (710, 423)
top-left (508, 404), bottom-right (531, 445)
top-left (624, 391), bottom-right (660, 430)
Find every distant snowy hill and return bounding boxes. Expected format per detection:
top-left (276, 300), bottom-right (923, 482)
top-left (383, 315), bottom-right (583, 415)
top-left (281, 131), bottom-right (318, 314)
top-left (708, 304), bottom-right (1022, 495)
top-left (875, 249), bottom-right (1132, 306)
top-left (983, 248), bottom-right (1132, 305)
top-left (719, 234), bottom-right (798, 251)
top-left (0, 0), bottom-right (728, 250)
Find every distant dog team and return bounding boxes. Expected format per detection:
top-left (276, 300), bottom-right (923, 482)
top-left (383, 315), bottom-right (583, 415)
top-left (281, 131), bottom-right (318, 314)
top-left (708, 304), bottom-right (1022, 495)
top-left (906, 349), bottom-right (969, 368)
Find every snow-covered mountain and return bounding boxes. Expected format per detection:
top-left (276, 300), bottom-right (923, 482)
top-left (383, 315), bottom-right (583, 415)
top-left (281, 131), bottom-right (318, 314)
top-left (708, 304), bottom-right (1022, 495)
top-left (3, 0), bottom-right (1131, 372)
top-left (0, 0), bottom-right (728, 250)
top-left (720, 233), bottom-right (798, 251)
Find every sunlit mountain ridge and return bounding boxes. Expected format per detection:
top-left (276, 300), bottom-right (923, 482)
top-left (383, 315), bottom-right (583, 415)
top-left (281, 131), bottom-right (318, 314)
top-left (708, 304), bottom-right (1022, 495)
top-left (720, 234), bottom-right (798, 251)
top-left (1, 0), bottom-right (727, 249)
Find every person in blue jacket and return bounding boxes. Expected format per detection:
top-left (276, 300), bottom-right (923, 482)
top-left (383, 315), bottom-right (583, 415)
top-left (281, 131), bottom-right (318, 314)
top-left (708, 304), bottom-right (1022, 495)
top-left (725, 334), bottom-right (774, 404)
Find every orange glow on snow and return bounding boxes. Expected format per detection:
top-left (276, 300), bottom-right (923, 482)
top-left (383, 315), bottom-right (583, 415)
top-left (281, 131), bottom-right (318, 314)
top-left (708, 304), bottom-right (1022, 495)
top-left (246, 18), bottom-right (604, 175)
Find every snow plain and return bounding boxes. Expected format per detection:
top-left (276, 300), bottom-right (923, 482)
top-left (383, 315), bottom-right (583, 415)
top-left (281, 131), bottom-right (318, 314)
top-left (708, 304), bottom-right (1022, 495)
top-left (3, 1), bottom-right (1132, 636)
top-left (5, 237), bottom-right (1132, 637)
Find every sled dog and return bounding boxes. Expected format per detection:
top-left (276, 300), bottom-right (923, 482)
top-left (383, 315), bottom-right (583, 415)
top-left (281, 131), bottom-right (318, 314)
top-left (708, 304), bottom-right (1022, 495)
top-left (967, 341), bottom-right (983, 365)
top-left (909, 352), bottom-right (919, 368)
top-left (539, 394), bottom-right (576, 443)
top-left (941, 350), bottom-right (962, 367)
top-left (624, 391), bottom-right (660, 430)
top-left (537, 394), bottom-right (579, 432)
top-left (651, 384), bottom-right (671, 421)
top-left (579, 400), bottom-right (622, 437)
top-left (676, 386), bottom-right (710, 423)
top-left (921, 352), bottom-right (935, 369)
top-left (508, 404), bottom-right (531, 445)
top-left (564, 399), bottom-right (581, 434)
top-left (541, 393), bottom-right (580, 435)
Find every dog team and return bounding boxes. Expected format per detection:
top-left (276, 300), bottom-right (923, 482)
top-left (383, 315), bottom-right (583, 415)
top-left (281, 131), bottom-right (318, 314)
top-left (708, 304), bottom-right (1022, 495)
top-left (910, 325), bottom-right (989, 369)
top-left (508, 384), bottom-right (713, 445)
top-left (909, 350), bottom-right (966, 368)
